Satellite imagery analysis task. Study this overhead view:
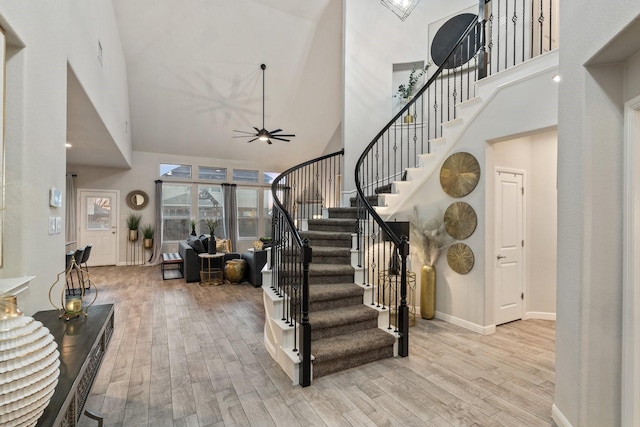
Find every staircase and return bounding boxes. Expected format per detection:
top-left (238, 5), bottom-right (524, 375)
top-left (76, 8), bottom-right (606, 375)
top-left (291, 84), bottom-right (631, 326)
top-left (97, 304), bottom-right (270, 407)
top-left (301, 207), bottom-right (396, 378)
top-left (262, 206), bottom-right (397, 383)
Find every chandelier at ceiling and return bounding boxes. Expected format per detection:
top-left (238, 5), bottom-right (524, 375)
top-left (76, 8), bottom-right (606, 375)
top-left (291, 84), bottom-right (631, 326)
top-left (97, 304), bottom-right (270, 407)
top-left (380, 0), bottom-right (421, 21)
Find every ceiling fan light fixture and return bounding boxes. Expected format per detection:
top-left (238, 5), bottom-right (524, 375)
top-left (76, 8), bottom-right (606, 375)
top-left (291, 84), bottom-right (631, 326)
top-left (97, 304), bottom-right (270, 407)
top-left (233, 64), bottom-right (295, 144)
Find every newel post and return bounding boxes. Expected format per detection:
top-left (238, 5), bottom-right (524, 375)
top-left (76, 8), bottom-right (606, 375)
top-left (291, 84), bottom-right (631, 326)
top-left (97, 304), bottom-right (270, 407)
top-left (300, 239), bottom-right (312, 386)
top-left (398, 236), bottom-right (410, 357)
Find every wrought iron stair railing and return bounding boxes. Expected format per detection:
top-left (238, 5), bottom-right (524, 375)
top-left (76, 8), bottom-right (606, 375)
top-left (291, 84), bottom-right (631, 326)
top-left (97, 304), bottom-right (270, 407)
top-left (354, 0), bottom-right (557, 356)
top-left (270, 149), bottom-right (344, 387)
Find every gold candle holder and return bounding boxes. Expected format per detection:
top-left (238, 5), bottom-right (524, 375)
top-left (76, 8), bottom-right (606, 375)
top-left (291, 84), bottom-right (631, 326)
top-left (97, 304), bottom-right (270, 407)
top-left (49, 254), bottom-right (98, 320)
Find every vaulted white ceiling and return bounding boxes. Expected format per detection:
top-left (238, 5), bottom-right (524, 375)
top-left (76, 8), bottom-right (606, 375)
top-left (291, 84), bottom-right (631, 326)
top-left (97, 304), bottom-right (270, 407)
top-left (77, 0), bottom-right (343, 169)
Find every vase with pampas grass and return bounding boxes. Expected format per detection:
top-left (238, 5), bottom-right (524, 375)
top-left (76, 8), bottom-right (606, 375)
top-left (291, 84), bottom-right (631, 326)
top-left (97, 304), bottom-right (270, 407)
top-left (409, 206), bottom-right (453, 319)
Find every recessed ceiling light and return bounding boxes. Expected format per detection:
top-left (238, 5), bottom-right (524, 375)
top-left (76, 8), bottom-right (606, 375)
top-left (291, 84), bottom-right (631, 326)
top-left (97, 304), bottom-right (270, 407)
top-left (65, 143), bottom-right (72, 148)
top-left (552, 74), bottom-right (561, 82)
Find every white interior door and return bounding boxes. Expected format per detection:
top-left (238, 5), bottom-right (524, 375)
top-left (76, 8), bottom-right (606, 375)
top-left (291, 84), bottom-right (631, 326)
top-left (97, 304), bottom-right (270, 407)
top-left (495, 170), bottom-right (525, 325)
top-left (78, 190), bottom-right (118, 266)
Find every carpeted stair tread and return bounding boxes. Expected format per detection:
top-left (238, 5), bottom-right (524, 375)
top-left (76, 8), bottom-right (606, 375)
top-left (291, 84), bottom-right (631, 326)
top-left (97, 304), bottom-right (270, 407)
top-left (309, 264), bottom-right (354, 276)
top-left (300, 230), bottom-right (352, 240)
top-left (350, 194), bottom-right (379, 207)
top-left (308, 264), bottom-right (354, 284)
top-left (327, 207), bottom-right (359, 219)
top-left (310, 305), bottom-right (378, 331)
top-left (299, 230), bottom-right (352, 248)
top-left (309, 283), bottom-right (363, 303)
top-left (312, 247), bottom-right (351, 257)
top-left (307, 218), bottom-right (356, 233)
top-left (312, 328), bottom-right (396, 364)
top-left (308, 283), bottom-right (364, 310)
top-left (312, 247), bottom-right (351, 264)
top-left (375, 183), bottom-right (393, 194)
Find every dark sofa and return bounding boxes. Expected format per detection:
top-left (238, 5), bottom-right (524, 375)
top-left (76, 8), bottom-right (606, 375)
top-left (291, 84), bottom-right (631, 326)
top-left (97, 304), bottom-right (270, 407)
top-left (178, 240), bottom-right (240, 283)
top-left (241, 249), bottom-right (268, 288)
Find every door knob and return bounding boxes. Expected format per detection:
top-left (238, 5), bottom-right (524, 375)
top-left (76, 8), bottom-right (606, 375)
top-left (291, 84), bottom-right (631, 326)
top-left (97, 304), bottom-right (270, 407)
top-left (497, 255), bottom-right (506, 260)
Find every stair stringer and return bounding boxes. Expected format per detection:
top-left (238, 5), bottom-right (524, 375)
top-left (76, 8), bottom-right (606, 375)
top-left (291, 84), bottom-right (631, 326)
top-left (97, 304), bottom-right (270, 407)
top-left (262, 272), bottom-right (305, 385)
top-left (377, 52), bottom-right (561, 219)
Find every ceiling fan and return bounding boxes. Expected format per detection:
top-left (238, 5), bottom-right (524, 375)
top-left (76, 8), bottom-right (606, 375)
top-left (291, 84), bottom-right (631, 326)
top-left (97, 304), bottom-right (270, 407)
top-left (233, 64), bottom-right (295, 144)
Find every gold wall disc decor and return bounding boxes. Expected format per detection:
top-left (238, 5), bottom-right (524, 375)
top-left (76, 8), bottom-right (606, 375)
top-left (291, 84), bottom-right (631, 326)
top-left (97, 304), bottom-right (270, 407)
top-left (447, 243), bottom-right (475, 274)
top-left (444, 202), bottom-right (477, 240)
top-left (440, 152), bottom-right (481, 198)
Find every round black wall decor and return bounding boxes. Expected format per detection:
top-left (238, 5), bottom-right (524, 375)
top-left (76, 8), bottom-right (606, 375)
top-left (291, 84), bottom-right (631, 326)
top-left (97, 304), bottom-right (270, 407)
top-left (430, 13), bottom-right (480, 69)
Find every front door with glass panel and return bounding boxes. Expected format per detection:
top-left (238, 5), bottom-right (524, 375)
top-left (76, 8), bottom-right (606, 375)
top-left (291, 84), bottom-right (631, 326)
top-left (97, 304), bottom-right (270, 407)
top-left (78, 190), bottom-right (118, 266)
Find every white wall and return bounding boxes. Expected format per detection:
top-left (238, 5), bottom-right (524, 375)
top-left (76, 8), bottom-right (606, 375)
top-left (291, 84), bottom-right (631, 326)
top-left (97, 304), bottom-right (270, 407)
top-left (67, 0), bottom-right (132, 164)
top-left (555, 1), bottom-right (640, 425)
top-left (0, 1), bottom-right (129, 315)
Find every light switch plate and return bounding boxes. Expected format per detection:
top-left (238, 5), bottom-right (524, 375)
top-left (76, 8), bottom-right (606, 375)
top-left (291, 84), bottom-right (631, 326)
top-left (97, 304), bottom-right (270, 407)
top-left (48, 217), bottom-right (56, 235)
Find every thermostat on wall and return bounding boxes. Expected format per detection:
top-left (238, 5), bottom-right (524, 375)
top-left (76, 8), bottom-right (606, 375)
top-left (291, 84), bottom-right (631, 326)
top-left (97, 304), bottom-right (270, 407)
top-left (49, 188), bottom-right (62, 207)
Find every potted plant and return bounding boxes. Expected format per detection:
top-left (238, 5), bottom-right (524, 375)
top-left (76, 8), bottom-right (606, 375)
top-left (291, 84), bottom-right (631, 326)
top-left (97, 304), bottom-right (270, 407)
top-left (190, 218), bottom-right (197, 236)
top-left (259, 236), bottom-right (273, 249)
top-left (397, 63), bottom-right (430, 123)
top-left (204, 218), bottom-right (220, 254)
top-left (409, 206), bottom-right (453, 319)
top-left (126, 212), bottom-right (142, 242)
top-left (204, 218), bottom-right (219, 237)
top-left (142, 224), bottom-right (154, 249)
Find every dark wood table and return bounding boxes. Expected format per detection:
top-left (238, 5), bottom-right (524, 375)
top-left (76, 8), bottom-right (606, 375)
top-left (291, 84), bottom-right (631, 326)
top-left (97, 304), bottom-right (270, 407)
top-left (34, 304), bottom-right (114, 427)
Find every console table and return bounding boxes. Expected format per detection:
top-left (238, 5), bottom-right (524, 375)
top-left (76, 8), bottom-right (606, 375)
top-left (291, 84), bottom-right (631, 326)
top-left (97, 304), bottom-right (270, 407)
top-left (34, 304), bottom-right (114, 427)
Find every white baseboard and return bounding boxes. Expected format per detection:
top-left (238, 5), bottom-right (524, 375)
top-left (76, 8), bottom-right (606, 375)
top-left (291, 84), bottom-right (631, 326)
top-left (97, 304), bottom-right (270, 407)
top-left (435, 311), bottom-right (496, 335)
top-left (524, 311), bottom-right (557, 321)
top-left (551, 404), bottom-right (573, 427)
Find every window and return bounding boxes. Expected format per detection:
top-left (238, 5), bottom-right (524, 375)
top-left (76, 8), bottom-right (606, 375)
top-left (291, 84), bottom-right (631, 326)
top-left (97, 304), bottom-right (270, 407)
top-left (160, 164), bottom-right (192, 179)
top-left (159, 178), bottom-right (274, 244)
top-left (162, 184), bottom-right (191, 241)
top-left (233, 169), bottom-right (259, 183)
top-left (263, 190), bottom-right (273, 238)
top-left (263, 172), bottom-right (280, 184)
top-left (86, 197), bottom-right (111, 231)
top-left (198, 185), bottom-right (225, 238)
top-left (199, 166), bottom-right (227, 181)
top-left (237, 188), bottom-right (258, 238)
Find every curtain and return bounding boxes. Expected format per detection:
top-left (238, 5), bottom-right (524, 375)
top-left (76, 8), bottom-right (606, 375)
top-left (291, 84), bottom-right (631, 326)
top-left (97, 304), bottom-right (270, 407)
top-left (65, 174), bottom-right (76, 245)
top-left (222, 183), bottom-right (238, 252)
top-left (148, 180), bottom-right (163, 265)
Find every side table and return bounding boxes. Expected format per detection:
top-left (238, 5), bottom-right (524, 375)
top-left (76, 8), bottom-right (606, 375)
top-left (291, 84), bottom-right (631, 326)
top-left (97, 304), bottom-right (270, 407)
top-left (198, 253), bottom-right (224, 286)
top-left (378, 270), bottom-right (417, 327)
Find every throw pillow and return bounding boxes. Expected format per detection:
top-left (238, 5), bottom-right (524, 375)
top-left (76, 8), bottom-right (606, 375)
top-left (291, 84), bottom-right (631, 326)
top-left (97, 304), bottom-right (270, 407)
top-left (200, 236), bottom-right (209, 252)
top-left (216, 239), bottom-right (229, 253)
top-left (189, 238), bottom-right (205, 254)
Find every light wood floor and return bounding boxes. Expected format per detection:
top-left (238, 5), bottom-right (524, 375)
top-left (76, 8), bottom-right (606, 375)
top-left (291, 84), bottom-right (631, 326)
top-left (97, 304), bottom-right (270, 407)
top-left (76, 265), bottom-right (555, 427)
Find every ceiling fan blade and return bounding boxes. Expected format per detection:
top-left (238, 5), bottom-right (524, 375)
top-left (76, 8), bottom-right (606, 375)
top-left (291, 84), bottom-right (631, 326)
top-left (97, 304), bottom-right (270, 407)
top-left (247, 137), bottom-right (259, 143)
top-left (269, 129), bottom-right (282, 134)
top-left (253, 127), bottom-right (261, 133)
top-left (233, 130), bottom-right (257, 135)
top-left (270, 136), bottom-right (291, 142)
top-left (273, 134), bottom-right (295, 138)
top-left (233, 135), bottom-right (256, 138)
